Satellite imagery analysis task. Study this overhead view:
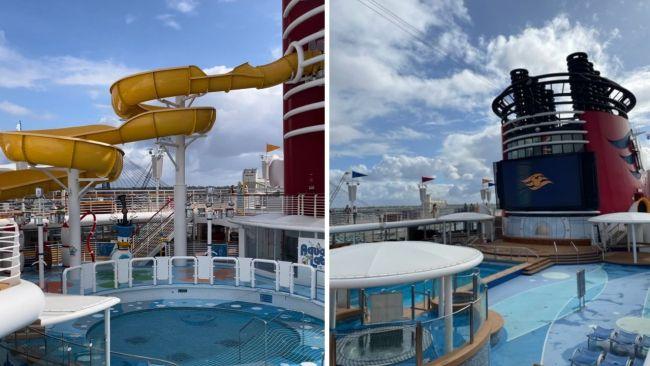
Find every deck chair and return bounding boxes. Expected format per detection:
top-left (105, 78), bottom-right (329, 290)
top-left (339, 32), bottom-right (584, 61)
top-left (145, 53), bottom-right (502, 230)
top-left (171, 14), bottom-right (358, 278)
top-left (600, 353), bottom-right (632, 366)
top-left (610, 329), bottom-right (641, 356)
top-left (570, 348), bottom-right (604, 366)
top-left (588, 326), bottom-right (614, 349)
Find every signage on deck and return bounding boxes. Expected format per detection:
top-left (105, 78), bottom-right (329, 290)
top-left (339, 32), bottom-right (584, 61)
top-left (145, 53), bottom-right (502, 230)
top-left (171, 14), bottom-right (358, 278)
top-left (298, 237), bottom-right (325, 270)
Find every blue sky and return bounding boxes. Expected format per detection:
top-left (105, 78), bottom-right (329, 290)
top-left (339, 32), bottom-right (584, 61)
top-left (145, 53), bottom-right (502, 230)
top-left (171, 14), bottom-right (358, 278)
top-left (330, 0), bottom-right (650, 207)
top-left (0, 0), bottom-right (285, 185)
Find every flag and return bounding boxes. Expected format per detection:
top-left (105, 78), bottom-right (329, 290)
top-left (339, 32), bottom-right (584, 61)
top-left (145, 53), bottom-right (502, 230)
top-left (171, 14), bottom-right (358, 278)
top-left (488, 182), bottom-right (495, 187)
top-left (266, 143), bottom-right (281, 153)
top-left (421, 176), bottom-right (434, 183)
top-left (351, 171), bottom-right (367, 178)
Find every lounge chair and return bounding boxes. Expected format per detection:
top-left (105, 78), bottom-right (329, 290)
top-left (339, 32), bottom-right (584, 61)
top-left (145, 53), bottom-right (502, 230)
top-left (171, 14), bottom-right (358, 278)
top-left (588, 326), bottom-right (614, 349)
top-left (600, 353), bottom-right (632, 366)
top-left (610, 329), bottom-right (641, 356)
top-left (570, 348), bottom-right (604, 366)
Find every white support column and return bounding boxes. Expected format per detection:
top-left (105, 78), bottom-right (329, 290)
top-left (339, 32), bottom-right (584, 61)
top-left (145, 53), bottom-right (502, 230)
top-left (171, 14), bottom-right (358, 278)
top-left (238, 226), bottom-right (246, 257)
top-left (443, 274), bottom-right (453, 354)
top-left (174, 130), bottom-right (187, 259)
top-left (330, 289), bottom-right (337, 330)
top-left (631, 223), bottom-right (638, 264)
top-left (438, 277), bottom-right (445, 318)
top-left (37, 217), bottom-right (45, 289)
top-left (206, 211), bottom-right (213, 257)
top-left (68, 169), bottom-right (81, 267)
top-left (105, 308), bottom-right (111, 366)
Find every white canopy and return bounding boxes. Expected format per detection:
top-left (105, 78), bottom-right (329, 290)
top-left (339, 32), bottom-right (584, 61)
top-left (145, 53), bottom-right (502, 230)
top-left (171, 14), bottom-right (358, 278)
top-left (438, 212), bottom-right (494, 222)
top-left (229, 213), bottom-right (325, 233)
top-left (330, 241), bottom-right (483, 289)
top-left (588, 212), bottom-right (650, 224)
top-left (37, 293), bottom-right (120, 326)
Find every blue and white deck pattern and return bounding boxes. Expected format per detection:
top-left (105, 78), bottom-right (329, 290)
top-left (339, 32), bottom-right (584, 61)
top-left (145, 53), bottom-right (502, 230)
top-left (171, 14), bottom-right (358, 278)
top-left (490, 263), bottom-right (650, 365)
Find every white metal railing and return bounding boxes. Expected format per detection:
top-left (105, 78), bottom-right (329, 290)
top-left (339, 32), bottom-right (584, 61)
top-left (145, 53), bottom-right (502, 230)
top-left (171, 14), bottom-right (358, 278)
top-left (61, 265), bottom-right (82, 294)
top-left (290, 263), bottom-right (316, 299)
top-left (169, 256), bottom-right (198, 285)
top-left (211, 256), bottom-right (239, 286)
top-left (60, 256), bottom-right (320, 302)
top-left (92, 260), bottom-right (117, 293)
top-left (129, 257), bottom-right (157, 287)
top-left (251, 259), bottom-right (280, 292)
top-left (0, 220), bottom-right (20, 287)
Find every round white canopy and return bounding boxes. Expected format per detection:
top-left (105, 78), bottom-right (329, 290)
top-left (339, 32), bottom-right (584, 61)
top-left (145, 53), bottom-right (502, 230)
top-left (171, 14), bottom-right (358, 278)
top-left (438, 212), bottom-right (494, 222)
top-left (330, 241), bottom-right (483, 289)
top-left (588, 212), bottom-right (650, 224)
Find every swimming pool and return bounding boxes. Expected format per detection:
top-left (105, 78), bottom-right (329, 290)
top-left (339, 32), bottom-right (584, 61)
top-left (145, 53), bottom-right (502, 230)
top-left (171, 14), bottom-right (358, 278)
top-left (49, 299), bottom-right (324, 365)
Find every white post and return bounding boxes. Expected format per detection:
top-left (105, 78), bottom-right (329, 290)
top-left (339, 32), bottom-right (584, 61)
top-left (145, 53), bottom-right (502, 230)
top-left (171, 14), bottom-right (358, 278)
top-left (68, 169), bottom-right (81, 267)
top-left (174, 97), bottom-right (187, 259)
top-left (330, 289), bottom-right (337, 329)
top-left (438, 277), bottom-right (445, 318)
top-left (105, 308), bottom-right (111, 366)
top-left (443, 274), bottom-right (453, 354)
top-left (442, 223), bottom-right (447, 244)
top-left (631, 223), bottom-right (638, 264)
top-left (207, 211), bottom-right (213, 257)
top-left (37, 217), bottom-right (45, 289)
top-left (238, 226), bottom-right (246, 257)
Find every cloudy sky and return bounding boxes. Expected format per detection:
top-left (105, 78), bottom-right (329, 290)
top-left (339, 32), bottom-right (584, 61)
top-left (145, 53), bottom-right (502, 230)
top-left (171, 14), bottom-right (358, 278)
top-left (330, 0), bottom-right (650, 207)
top-left (0, 0), bottom-right (284, 186)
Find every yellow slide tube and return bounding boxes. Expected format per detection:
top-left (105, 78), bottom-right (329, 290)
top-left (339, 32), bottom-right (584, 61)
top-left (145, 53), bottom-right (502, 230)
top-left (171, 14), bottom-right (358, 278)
top-left (0, 132), bottom-right (123, 179)
top-left (0, 50), bottom-right (321, 201)
top-left (111, 51), bottom-right (323, 119)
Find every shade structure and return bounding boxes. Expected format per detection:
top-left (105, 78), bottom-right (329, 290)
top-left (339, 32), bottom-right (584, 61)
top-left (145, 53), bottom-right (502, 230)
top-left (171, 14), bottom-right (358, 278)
top-left (438, 212), bottom-right (494, 222)
top-left (330, 241), bottom-right (483, 289)
top-left (588, 212), bottom-right (650, 264)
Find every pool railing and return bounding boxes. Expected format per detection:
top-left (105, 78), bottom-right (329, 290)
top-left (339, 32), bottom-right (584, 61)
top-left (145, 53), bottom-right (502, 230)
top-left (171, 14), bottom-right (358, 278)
top-left (333, 273), bottom-right (489, 365)
top-left (2, 326), bottom-right (179, 366)
top-left (60, 255), bottom-right (323, 303)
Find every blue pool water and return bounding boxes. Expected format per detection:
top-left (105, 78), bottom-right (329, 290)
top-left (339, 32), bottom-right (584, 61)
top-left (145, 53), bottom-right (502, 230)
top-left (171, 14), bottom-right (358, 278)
top-left (50, 299), bottom-right (324, 366)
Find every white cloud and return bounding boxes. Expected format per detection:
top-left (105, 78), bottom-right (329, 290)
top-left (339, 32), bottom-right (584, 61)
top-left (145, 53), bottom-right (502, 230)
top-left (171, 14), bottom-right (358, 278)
top-left (166, 0), bottom-right (199, 13)
top-left (156, 14), bottom-right (181, 30)
top-left (0, 31), bottom-right (138, 89)
top-left (330, 3), bottom-right (644, 204)
top-left (0, 100), bottom-right (30, 116)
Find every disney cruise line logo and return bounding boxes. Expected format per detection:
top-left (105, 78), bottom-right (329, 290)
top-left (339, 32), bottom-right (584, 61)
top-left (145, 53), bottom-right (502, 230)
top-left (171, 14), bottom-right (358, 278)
top-left (521, 173), bottom-right (553, 190)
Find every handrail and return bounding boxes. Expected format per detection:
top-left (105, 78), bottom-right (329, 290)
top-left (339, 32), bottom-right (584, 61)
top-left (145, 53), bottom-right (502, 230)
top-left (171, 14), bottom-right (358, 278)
top-left (169, 256), bottom-right (198, 285)
top-left (570, 241), bottom-right (580, 264)
top-left (13, 326), bottom-right (180, 366)
top-left (61, 265), bottom-right (82, 295)
top-left (251, 259), bottom-right (279, 291)
top-left (0, 220), bottom-right (20, 287)
top-left (92, 260), bottom-right (117, 292)
top-left (290, 263), bottom-right (316, 299)
top-left (129, 257), bottom-right (157, 287)
top-left (211, 256), bottom-right (239, 286)
top-left (238, 317), bottom-right (268, 364)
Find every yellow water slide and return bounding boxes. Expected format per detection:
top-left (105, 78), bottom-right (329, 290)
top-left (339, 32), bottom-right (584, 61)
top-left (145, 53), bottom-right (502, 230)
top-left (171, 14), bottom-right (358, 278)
top-left (0, 52), bottom-right (323, 200)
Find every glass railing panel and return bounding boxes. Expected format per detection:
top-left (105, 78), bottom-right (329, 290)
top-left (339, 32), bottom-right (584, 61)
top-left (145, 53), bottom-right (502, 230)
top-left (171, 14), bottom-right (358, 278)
top-left (212, 259), bottom-right (237, 286)
top-left (170, 259), bottom-right (195, 285)
top-left (130, 260), bottom-right (156, 287)
top-left (252, 261), bottom-right (276, 291)
top-left (291, 265), bottom-right (313, 298)
top-left (94, 262), bottom-right (117, 292)
top-left (316, 269), bottom-right (325, 302)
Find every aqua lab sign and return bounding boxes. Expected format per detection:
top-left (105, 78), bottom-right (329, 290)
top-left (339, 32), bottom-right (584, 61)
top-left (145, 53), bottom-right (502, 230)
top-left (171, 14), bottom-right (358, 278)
top-left (298, 237), bottom-right (325, 270)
